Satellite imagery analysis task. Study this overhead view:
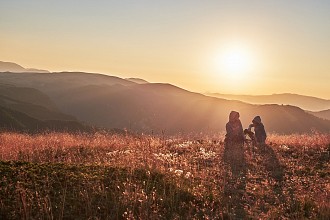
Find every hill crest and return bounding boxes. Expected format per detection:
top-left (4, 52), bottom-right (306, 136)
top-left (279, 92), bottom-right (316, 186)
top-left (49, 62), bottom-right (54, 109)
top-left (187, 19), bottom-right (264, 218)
top-left (206, 92), bottom-right (330, 112)
top-left (0, 62), bottom-right (329, 134)
top-left (0, 61), bottom-right (49, 73)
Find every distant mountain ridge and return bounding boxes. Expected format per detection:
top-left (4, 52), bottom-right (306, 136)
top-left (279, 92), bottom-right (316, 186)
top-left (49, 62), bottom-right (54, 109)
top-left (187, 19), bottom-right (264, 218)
top-left (309, 109), bottom-right (330, 121)
top-left (0, 106), bottom-right (88, 133)
top-left (206, 93), bottom-right (330, 112)
top-left (0, 61), bottom-right (49, 73)
top-left (0, 83), bottom-right (76, 121)
top-left (0, 61), bottom-right (329, 134)
top-left (125, 78), bottom-right (149, 84)
top-left (0, 82), bottom-right (90, 132)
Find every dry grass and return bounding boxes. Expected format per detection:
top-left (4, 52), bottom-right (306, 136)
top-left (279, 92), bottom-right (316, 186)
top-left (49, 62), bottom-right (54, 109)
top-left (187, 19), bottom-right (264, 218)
top-left (0, 131), bottom-right (329, 219)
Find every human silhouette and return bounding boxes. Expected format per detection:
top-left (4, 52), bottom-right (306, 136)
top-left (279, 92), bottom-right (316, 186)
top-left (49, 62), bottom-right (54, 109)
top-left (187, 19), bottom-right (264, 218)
top-left (224, 111), bottom-right (244, 145)
top-left (223, 111), bottom-right (247, 218)
top-left (223, 111), bottom-right (246, 174)
top-left (248, 116), bottom-right (266, 145)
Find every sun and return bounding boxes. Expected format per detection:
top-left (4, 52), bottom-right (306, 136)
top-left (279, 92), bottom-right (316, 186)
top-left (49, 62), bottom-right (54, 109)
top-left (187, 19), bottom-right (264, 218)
top-left (215, 46), bottom-right (255, 79)
top-left (224, 49), bottom-right (250, 74)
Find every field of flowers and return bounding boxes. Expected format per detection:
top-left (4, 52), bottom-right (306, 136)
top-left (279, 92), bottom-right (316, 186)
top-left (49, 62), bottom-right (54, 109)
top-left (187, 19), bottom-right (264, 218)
top-left (0, 131), bottom-right (329, 219)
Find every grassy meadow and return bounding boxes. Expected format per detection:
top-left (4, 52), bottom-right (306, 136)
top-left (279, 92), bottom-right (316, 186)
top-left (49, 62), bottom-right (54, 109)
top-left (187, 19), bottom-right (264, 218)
top-left (0, 131), bottom-right (329, 219)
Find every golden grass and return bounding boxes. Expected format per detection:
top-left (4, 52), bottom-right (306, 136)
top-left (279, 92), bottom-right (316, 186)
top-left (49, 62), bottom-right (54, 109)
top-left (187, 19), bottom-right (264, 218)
top-left (0, 131), bottom-right (329, 219)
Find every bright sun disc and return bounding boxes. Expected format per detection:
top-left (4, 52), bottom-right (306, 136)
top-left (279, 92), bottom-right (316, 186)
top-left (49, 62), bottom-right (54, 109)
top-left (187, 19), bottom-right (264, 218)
top-left (215, 46), bottom-right (255, 79)
top-left (225, 50), bottom-right (250, 73)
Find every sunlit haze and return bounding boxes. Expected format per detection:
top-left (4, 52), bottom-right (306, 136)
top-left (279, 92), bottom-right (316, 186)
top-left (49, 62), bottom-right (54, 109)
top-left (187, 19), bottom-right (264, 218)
top-left (214, 43), bottom-right (257, 83)
top-left (1, 0), bottom-right (330, 99)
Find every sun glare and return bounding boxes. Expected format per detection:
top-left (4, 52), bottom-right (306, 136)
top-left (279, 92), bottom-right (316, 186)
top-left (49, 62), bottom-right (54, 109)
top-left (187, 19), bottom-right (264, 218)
top-left (215, 45), bottom-right (255, 79)
top-left (224, 49), bottom-right (250, 73)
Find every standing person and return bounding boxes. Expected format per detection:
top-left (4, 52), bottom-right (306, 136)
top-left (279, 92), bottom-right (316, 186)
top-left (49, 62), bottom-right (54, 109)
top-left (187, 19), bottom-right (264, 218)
top-left (248, 116), bottom-right (267, 145)
top-left (224, 111), bottom-right (244, 145)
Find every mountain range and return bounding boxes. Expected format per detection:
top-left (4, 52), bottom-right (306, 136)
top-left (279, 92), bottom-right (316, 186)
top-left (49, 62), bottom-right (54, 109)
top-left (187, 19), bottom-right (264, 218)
top-left (0, 61), bottom-right (49, 73)
top-left (0, 82), bottom-right (89, 132)
top-left (308, 109), bottom-right (330, 121)
top-left (0, 61), bottom-right (329, 134)
top-left (205, 93), bottom-right (330, 112)
top-left (0, 105), bottom-right (87, 133)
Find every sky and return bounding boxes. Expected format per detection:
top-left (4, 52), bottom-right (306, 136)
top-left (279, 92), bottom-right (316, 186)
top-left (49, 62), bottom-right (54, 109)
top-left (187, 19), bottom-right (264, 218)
top-left (1, 0), bottom-right (330, 99)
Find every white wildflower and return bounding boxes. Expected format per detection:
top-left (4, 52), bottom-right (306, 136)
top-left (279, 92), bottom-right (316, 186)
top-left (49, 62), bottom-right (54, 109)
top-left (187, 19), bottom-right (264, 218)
top-left (280, 145), bottom-right (290, 150)
top-left (106, 150), bottom-right (118, 156)
top-left (184, 172), bottom-right (192, 179)
top-left (174, 169), bottom-right (183, 176)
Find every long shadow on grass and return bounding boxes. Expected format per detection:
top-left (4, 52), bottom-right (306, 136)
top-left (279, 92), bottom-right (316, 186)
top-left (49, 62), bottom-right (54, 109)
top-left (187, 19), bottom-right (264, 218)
top-left (259, 144), bottom-right (285, 202)
top-left (259, 144), bottom-right (284, 182)
top-left (223, 142), bottom-right (247, 219)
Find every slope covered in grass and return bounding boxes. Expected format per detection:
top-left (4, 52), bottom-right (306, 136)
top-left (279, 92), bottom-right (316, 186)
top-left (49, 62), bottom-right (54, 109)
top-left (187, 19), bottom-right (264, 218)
top-left (0, 132), bottom-right (329, 219)
top-left (0, 106), bottom-right (89, 133)
top-left (0, 161), bottom-right (198, 220)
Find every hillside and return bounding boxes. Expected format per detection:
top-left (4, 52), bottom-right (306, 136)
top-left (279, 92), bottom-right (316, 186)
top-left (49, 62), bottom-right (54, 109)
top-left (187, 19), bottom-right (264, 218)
top-left (0, 83), bottom-right (76, 121)
top-left (0, 61), bottom-right (49, 73)
top-left (0, 61), bottom-right (26, 72)
top-left (309, 109), bottom-right (330, 121)
top-left (1, 132), bottom-right (329, 219)
top-left (0, 106), bottom-right (88, 132)
top-left (0, 72), bottom-right (135, 94)
top-left (1, 71), bottom-right (329, 134)
top-left (206, 93), bottom-right (330, 112)
top-left (0, 83), bottom-right (90, 132)
top-left (125, 78), bottom-right (149, 84)
top-left (248, 105), bottom-right (330, 134)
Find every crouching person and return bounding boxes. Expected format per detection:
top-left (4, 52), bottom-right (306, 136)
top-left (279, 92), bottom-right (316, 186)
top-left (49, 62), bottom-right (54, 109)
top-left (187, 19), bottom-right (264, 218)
top-left (248, 116), bottom-right (267, 147)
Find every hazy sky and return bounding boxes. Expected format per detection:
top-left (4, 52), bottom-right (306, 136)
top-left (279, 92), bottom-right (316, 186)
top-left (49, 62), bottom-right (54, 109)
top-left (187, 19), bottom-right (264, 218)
top-left (1, 0), bottom-right (330, 98)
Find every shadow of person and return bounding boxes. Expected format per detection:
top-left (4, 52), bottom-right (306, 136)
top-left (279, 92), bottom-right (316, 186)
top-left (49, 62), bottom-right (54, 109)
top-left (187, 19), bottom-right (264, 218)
top-left (223, 142), bottom-right (247, 219)
top-left (261, 144), bottom-right (284, 182)
top-left (258, 144), bottom-right (285, 204)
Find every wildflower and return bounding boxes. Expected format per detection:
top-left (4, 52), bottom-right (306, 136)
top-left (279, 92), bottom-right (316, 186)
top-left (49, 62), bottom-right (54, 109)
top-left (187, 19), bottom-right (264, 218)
top-left (106, 150), bottom-right (118, 156)
top-left (184, 172), bottom-right (192, 179)
top-left (280, 145), bottom-right (290, 150)
top-left (174, 169), bottom-right (183, 176)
